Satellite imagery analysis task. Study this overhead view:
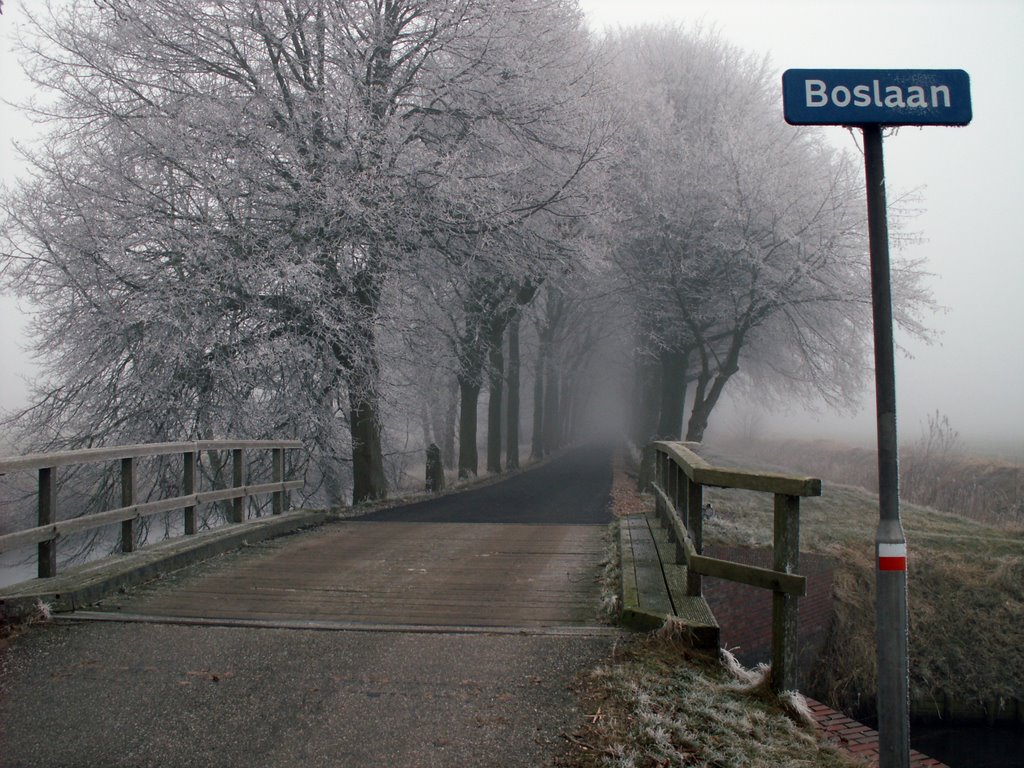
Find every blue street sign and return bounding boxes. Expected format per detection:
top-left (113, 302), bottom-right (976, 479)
top-left (782, 69), bottom-right (971, 127)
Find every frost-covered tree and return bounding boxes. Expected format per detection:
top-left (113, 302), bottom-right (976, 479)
top-left (1, 0), bottom-right (604, 502)
top-left (604, 26), bottom-right (932, 442)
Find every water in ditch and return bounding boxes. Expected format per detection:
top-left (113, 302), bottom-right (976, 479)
top-left (912, 724), bottom-right (1024, 768)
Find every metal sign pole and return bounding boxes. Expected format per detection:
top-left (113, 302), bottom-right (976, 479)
top-left (862, 124), bottom-right (910, 768)
top-left (783, 66), bottom-right (969, 768)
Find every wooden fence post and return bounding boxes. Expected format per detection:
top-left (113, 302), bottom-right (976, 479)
top-left (686, 477), bottom-right (703, 596)
top-left (664, 456), bottom-right (677, 540)
top-left (38, 467), bottom-right (56, 578)
top-left (272, 447), bottom-right (285, 514)
top-left (637, 443), bottom-right (654, 493)
top-left (232, 448), bottom-right (245, 523)
top-left (184, 451), bottom-right (197, 534)
top-left (772, 493), bottom-right (801, 693)
top-left (121, 457), bottom-right (135, 553)
top-left (425, 444), bottom-right (445, 493)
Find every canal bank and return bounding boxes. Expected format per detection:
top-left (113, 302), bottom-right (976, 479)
top-left (703, 544), bottom-right (1023, 768)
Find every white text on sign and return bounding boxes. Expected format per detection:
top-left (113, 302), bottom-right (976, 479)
top-left (805, 79), bottom-right (952, 110)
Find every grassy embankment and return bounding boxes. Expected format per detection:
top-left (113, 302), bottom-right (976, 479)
top-left (560, 456), bottom-right (859, 768)
top-left (704, 436), bottom-right (1024, 721)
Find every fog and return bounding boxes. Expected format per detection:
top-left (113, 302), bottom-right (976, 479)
top-left (579, 0), bottom-right (1024, 452)
top-left (1, 0), bottom-right (1021, 460)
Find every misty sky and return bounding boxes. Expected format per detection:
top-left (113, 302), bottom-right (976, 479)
top-left (581, 0), bottom-right (1024, 449)
top-left (1, 0), bottom-right (1022, 451)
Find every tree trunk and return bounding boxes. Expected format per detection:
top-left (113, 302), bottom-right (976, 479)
top-left (349, 265), bottom-right (388, 503)
top-left (633, 347), bottom-right (661, 447)
top-left (442, 378), bottom-right (458, 470)
top-left (559, 362), bottom-right (573, 445)
top-left (531, 337), bottom-right (546, 460)
top-left (458, 377), bottom-right (481, 478)
top-left (542, 339), bottom-right (561, 454)
top-left (486, 325), bottom-right (504, 474)
top-left (505, 314), bottom-right (520, 470)
top-left (429, 376), bottom-right (446, 454)
top-left (350, 389), bottom-right (387, 503)
top-left (420, 401), bottom-right (432, 449)
top-left (657, 348), bottom-right (690, 440)
top-left (685, 333), bottom-right (743, 442)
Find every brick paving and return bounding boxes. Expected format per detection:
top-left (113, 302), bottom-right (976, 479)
top-left (806, 688), bottom-right (948, 766)
top-left (703, 544), bottom-right (835, 668)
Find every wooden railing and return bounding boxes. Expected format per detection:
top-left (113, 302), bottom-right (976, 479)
top-left (0, 440), bottom-right (303, 580)
top-left (648, 441), bottom-right (821, 693)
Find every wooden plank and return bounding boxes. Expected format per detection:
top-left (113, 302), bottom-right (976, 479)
top-left (645, 517), bottom-right (690, 605)
top-left (622, 516), bottom-right (673, 615)
top-left (689, 554), bottom-right (806, 596)
top-left (619, 519), bottom-right (641, 611)
top-left (0, 440), bottom-right (302, 474)
top-left (625, 514), bottom-right (719, 647)
top-left (652, 442), bottom-right (710, 479)
top-left (651, 440), bottom-right (821, 497)
top-left (692, 466), bottom-right (821, 498)
top-left (0, 480), bottom-right (304, 553)
top-left (91, 522), bottom-right (608, 628)
top-left (671, 595), bottom-right (720, 648)
top-left (0, 510), bottom-right (331, 619)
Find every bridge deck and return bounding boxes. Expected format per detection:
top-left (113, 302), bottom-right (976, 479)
top-left (88, 520), bottom-right (608, 628)
top-left (618, 511), bottom-right (719, 646)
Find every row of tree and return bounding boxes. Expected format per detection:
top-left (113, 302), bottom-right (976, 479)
top-left (0, 1), bottom-right (931, 513)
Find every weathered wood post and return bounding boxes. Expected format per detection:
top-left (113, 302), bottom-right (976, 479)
top-left (184, 450), bottom-right (197, 534)
top-left (670, 459), bottom-right (687, 565)
top-left (232, 448), bottom-right (245, 523)
top-left (38, 467), bottom-right (56, 578)
top-left (272, 447), bottom-right (285, 515)
top-left (651, 449), bottom-right (664, 523)
top-left (771, 493), bottom-right (801, 693)
top-left (637, 443), bottom-right (654, 493)
top-left (686, 476), bottom-right (703, 597)
top-left (663, 453), bottom-right (677, 539)
top-left (121, 457), bottom-right (136, 553)
top-left (425, 443), bottom-right (445, 493)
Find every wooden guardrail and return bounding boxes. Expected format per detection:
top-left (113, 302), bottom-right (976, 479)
top-left (0, 440), bottom-right (303, 580)
top-left (648, 441), bottom-right (821, 693)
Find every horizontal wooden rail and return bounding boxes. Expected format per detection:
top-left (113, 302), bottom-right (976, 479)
top-left (655, 441), bottom-right (822, 497)
top-left (0, 481), bottom-right (304, 553)
top-left (0, 440), bottom-right (303, 475)
top-left (648, 441), bottom-right (821, 694)
top-left (0, 440), bottom-right (303, 581)
top-left (651, 483), bottom-right (806, 596)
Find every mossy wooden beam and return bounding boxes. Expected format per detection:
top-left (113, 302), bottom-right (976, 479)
top-left (652, 441), bottom-right (822, 497)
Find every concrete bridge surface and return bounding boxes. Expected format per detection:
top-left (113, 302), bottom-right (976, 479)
top-left (0, 445), bottom-right (618, 768)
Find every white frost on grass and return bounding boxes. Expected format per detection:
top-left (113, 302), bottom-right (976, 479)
top-left (32, 599), bottom-right (52, 622)
top-left (720, 647), bottom-right (769, 688)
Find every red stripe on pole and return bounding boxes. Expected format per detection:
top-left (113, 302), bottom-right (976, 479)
top-left (879, 556), bottom-right (906, 572)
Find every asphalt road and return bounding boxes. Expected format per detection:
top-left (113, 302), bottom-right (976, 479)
top-left (0, 444), bottom-right (619, 768)
top-left (0, 622), bottom-right (610, 768)
top-left (361, 442), bottom-right (614, 525)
